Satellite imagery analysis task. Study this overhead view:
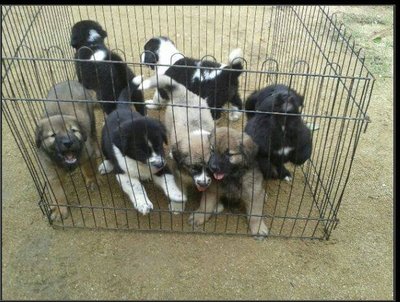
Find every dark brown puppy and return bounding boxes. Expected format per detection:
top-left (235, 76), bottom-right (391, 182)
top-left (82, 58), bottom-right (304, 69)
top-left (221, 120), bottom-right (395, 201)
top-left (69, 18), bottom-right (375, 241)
top-left (35, 80), bottom-right (99, 221)
top-left (188, 127), bottom-right (269, 239)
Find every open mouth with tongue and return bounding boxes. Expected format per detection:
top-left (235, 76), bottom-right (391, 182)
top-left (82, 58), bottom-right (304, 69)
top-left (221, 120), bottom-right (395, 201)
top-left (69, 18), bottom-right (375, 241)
top-left (64, 152), bottom-right (78, 164)
top-left (213, 172), bottom-right (225, 180)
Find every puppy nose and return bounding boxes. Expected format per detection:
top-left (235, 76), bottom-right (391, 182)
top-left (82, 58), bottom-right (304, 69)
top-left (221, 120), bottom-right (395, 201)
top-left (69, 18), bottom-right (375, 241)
top-left (150, 156), bottom-right (165, 169)
top-left (62, 139), bottom-right (73, 149)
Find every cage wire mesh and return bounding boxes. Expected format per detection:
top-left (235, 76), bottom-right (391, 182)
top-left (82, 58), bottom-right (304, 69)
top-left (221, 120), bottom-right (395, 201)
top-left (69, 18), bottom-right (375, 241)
top-left (2, 5), bottom-right (374, 239)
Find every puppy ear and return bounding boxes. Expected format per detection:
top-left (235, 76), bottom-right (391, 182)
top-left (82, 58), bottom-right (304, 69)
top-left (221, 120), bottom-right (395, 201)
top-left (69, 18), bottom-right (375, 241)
top-left (35, 123), bottom-right (43, 148)
top-left (157, 120), bottom-right (168, 145)
top-left (99, 27), bottom-right (107, 39)
top-left (171, 143), bottom-right (186, 167)
top-left (241, 133), bottom-right (258, 165)
top-left (70, 38), bottom-right (78, 49)
top-left (145, 52), bottom-right (159, 65)
top-left (289, 90), bottom-right (304, 109)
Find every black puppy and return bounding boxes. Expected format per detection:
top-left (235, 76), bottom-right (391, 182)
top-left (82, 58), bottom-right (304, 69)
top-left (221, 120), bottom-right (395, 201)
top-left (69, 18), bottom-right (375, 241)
top-left (70, 20), bottom-right (145, 115)
top-left (98, 88), bottom-right (187, 215)
top-left (245, 84), bottom-right (312, 181)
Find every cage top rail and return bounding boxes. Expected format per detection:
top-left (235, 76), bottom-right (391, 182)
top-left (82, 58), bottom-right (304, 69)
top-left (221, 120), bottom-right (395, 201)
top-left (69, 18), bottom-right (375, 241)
top-left (2, 96), bottom-right (371, 123)
top-left (0, 55), bottom-right (374, 82)
top-left (317, 5), bottom-right (375, 81)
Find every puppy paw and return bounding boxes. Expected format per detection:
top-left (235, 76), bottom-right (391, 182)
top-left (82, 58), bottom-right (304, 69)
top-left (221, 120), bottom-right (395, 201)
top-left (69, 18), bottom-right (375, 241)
top-left (50, 205), bottom-right (69, 222)
top-left (145, 99), bottom-right (161, 110)
top-left (250, 220), bottom-right (269, 240)
top-left (169, 201), bottom-right (186, 214)
top-left (132, 75), bottom-right (143, 86)
top-left (86, 179), bottom-right (97, 191)
top-left (283, 176), bottom-right (292, 182)
top-left (168, 189), bottom-right (187, 203)
top-left (98, 160), bottom-right (113, 175)
top-left (228, 110), bottom-right (242, 121)
top-left (188, 212), bottom-right (209, 226)
top-left (214, 203), bottom-right (224, 214)
top-left (135, 200), bottom-right (154, 215)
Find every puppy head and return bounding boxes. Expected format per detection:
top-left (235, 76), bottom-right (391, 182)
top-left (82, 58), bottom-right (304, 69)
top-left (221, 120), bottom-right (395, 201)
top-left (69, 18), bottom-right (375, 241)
top-left (208, 127), bottom-right (258, 181)
top-left (120, 117), bottom-right (168, 174)
top-left (260, 89), bottom-right (304, 114)
top-left (171, 130), bottom-right (212, 191)
top-left (141, 36), bottom-right (177, 69)
top-left (70, 20), bottom-right (107, 49)
top-left (35, 115), bottom-right (87, 170)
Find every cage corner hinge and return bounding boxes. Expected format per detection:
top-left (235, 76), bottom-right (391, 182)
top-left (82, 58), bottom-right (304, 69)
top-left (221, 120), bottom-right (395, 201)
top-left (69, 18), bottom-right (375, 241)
top-left (333, 218), bottom-right (340, 230)
top-left (363, 115), bottom-right (371, 133)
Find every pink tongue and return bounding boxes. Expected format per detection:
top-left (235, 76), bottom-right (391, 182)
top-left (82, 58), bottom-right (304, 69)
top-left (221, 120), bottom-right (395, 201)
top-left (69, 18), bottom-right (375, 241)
top-left (214, 173), bottom-right (224, 180)
top-left (65, 153), bottom-right (77, 163)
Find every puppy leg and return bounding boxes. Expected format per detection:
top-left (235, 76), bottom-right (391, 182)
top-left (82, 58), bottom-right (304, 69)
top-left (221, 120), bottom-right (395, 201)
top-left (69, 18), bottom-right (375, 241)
top-left (152, 173), bottom-right (187, 214)
top-left (257, 157), bottom-right (277, 179)
top-left (188, 186), bottom-right (219, 226)
top-left (228, 93), bottom-right (243, 121)
top-left (206, 96), bottom-right (222, 120)
top-left (275, 162), bottom-right (292, 182)
top-left (48, 175), bottom-right (69, 222)
top-left (81, 157), bottom-right (97, 191)
top-left (115, 173), bottom-right (153, 215)
top-left (242, 174), bottom-right (269, 239)
top-left (98, 159), bottom-right (114, 175)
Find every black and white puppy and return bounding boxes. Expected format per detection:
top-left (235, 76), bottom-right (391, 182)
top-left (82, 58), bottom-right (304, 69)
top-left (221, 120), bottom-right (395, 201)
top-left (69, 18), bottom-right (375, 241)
top-left (245, 84), bottom-right (312, 181)
top-left (141, 36), bottom-right (244, 121)
top-left (70, 20), bottom-right (145, 115)
top-left (98, 88), bottom-right (186, 214)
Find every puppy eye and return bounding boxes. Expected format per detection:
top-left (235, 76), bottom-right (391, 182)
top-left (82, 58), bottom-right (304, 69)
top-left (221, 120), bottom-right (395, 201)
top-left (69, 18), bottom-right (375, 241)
top-left (71, 128), bottom-right (79, 133)
top-left (50, 133), bottom-right (56, 138)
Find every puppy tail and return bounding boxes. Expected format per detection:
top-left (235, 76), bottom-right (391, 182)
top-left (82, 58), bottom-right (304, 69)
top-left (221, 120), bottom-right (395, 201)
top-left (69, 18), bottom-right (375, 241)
top-left (133, 74), bottom-right (178, 92)
top-left (228, 48), bottom-right (244, 70)
top-left (244, 90), bottom-right (259, 119)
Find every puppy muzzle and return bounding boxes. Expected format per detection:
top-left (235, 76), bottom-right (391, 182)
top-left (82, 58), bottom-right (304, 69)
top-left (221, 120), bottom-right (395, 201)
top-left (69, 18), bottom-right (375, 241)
top-left (208, 154), bottom-right (226, 181)
top-left (149, 155), bottom-right (165, 172)
top-left (54, 136), bottom-right (83, 170)
top-left (194, 178), bottom-right (211, 192)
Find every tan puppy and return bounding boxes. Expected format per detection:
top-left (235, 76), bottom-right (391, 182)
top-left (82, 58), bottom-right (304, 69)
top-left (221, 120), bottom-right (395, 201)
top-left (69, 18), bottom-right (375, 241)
top-left (35, 80), bottom-right (98, 221)
top-left (134, 74), bottom-right (215, 213)
top-left (188, 127), bottom-right (270, 239)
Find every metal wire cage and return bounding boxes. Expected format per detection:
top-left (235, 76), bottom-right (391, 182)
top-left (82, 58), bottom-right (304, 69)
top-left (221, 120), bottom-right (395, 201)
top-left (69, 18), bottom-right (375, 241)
top-left (2, 5), bottom-right (374, 240)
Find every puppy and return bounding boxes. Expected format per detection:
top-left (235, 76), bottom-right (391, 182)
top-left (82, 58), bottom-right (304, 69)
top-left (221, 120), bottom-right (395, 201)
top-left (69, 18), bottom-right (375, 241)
top-left (134, 74), bottom-right (214, 213)
top-left (188, 127), bottom-right (269, 239)
top-left (98, 89), bottom-right (186, 215)
top-left (70, 20), bottom-right (145, 115)
top-left (245, 84), bottom-right (312, 181)
top-left (35, 80), bottom-right (99, 221)
top-left (141, 36), bottom-right (244, 121)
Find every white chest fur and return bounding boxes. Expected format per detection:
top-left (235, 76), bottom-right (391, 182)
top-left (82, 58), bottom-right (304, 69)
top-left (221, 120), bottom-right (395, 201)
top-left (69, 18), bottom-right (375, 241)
top-left (276, 146), bottom-right (294, 156)
top-left (112, 144), bottom-right (152, 181)
top-left (90, 49), bottom-right (107, 61)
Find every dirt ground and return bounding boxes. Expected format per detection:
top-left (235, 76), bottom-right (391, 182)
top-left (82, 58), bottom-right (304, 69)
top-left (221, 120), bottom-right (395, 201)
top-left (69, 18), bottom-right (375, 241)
top-left (2, 5), bottom-right (393, 300)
